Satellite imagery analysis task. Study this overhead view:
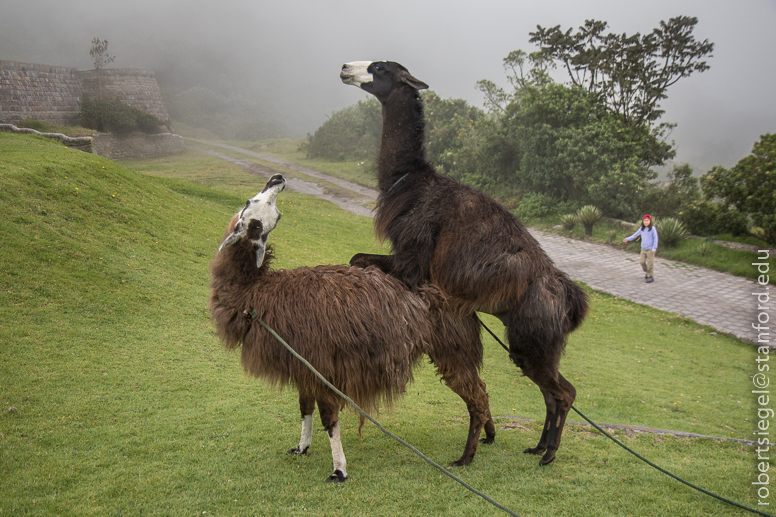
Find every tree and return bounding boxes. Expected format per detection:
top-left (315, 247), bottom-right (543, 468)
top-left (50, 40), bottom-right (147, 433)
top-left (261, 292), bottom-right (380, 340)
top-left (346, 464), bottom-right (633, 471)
top-left (89, 38), bottom-right (115, 99)
top-left (301, 97), bottom-right (381, 161)
top-left (529, 16), bottom-right (713, 128)
top-left (701, 134), bottom-right (776, 245)
top-left (638, 163), bottom-right (700, 218)
top-left (503, 83), bottom-right (658, 217)
top-left (423, 91), bottom-right (483, 175)
top-left (476, 50), bottom-right (554, 113)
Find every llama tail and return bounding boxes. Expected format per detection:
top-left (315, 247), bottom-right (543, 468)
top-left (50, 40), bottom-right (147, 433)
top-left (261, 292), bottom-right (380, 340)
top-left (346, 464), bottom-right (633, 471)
top-left (506, 273), bottom-right (589, 371)
top-left (559, 273), bottom-right (589, 332)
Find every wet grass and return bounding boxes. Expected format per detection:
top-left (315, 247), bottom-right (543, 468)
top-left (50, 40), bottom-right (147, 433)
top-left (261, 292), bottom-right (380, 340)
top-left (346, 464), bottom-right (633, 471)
top-left (0, 132), bottom-right (763, 516)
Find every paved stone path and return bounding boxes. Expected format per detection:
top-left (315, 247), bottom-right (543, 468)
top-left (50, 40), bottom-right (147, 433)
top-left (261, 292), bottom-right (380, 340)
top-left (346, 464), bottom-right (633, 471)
top-left (190, 138), bottom-right (766, 345)
top-left (529, 229), bottom-right (765, 345)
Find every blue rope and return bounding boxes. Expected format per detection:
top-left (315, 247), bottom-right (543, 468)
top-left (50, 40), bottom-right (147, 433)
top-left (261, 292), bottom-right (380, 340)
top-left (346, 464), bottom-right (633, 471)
top-left (479, 320), bottom-right (774, 517)
top-left (387, 173), bottom-right (409, 193)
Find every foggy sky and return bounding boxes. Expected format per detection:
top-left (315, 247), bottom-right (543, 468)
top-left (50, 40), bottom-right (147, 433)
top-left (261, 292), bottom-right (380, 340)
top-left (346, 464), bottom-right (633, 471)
top-left (2, 0), bottom-right (775, 173)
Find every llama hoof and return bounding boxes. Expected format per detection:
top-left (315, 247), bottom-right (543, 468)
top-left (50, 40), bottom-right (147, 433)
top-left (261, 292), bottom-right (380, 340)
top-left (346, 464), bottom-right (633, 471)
top-left (479, 436), bottom-right (495, 445)
top-left (523, 446), bottom-right (546, 456)
top-left (325, 470), bottom-right (348, 483)
top-left (449, 458), bottom-right (471, 468)
top-left (539, 453), bottom-right (556, 466)
top-left (287, 446), bottom-right (309, 455)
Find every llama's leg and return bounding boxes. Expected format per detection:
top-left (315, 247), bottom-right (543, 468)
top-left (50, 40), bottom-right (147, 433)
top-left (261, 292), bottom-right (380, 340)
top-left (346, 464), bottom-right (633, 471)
top-left (506, 297), bottom-right (576, 466)
top-left (436, 366), bottom-right (494, 467)
top-left (287, 395), bottom-right (316, 455)
top-left (349, 253), bottom-right (395, 273)
top-left (426, 313), bottom-right (494, 467)
top-left (317, 400), bottom-right (347, 483)
top-left (518, 368), bottom-right (576, 466)
top-left (523, 389), bottom-right (555, 455)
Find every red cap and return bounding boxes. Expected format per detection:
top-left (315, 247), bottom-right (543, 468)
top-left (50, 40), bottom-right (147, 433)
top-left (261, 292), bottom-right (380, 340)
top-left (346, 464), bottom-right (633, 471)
top-left (643, 214), bottom-right (652, 220)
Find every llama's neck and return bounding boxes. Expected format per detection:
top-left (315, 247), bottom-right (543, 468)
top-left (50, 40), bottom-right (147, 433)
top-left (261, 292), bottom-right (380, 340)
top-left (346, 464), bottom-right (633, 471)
top-left (377, 88), bottom-right (429, 191)
top-left (212, 244), bottom-right (274, 289)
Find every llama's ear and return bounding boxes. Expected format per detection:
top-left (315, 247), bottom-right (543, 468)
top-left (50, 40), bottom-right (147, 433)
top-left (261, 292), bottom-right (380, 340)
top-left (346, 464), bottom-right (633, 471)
top-left (402, 73), bottom-right (428, 91)
top-left (254, 236), bottom-right (267, 268)
top-left (218, 231), bottom-right (241, 251)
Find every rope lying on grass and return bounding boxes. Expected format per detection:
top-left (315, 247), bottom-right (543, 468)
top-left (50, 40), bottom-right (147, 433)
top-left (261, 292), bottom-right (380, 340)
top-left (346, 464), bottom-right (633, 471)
top-left (480, 320), bottom-right (774, 517)
top-left (250, 310), bottom-right (521, 517)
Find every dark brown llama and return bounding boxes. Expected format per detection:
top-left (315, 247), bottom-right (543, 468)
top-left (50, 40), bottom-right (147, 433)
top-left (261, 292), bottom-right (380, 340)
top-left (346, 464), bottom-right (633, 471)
top-left (341, 61), bottom-right (589, 465)
top-left (210, 174), bottom-right (495, 482)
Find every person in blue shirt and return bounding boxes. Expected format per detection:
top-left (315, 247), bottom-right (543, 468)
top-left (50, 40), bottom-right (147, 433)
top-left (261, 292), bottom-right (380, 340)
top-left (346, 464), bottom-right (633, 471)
top-left (623, 214), bottom-right (658, 283)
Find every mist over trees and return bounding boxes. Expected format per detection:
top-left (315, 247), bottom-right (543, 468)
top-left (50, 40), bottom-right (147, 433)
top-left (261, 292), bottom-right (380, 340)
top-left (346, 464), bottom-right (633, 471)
top-left (305, 17), bottom-right (728, 225)
top-left (699, 134), bottom-right (776, 245)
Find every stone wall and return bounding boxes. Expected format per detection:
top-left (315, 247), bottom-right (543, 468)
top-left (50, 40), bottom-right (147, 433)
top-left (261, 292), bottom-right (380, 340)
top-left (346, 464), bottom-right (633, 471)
top-left (0, 123), bottom-right (94, 152)
top-left (0, 61), bottom-right (82, 126)
top-left (76, 69), bottom-right (169, 122)
top-left (0, 60), bottom-right (169, 126)
top-left (92, 132), bottom-right (184, 159)
top-left (1, 123), bottom-right (184, 159)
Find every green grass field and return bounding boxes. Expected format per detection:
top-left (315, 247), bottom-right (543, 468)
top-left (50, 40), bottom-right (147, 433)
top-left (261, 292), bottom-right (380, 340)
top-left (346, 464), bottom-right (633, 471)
top-left (0, 133), bottom-right (764, 516)
top-left (168, 132), bottom-right (776, 284)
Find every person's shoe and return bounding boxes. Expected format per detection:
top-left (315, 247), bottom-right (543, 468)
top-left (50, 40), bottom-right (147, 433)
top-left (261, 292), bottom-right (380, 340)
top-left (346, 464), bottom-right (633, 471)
top-left (646, 277), bottom-right (654, 283)
top-left (645, 274), bottom-right (649, 279)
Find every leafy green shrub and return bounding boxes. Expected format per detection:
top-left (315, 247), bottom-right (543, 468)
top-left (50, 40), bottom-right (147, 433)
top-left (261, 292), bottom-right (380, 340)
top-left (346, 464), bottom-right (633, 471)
top-left (696, 240), bottom-right (711, 256)
top-left (560, 214), bottom-right (577, 231)
top-left (16, 118), bottom-right (52, 132)
top-left (701, 134), bottom-right (776, 245)
top-left (514, 191), bottom-right (558, 221)
top-left (680, 200), bottom-right (749, 237)
top-left (638, 164), bottom-right (700, 218)
top-left (302, 97), bottom-right (381, 161)
top-left (607, 229), bottom-right (618, 243)
top-left (658, 217), bottom-right (688, 247)
top-left (576, 205), bottom-right (602, 236)
top-left (135, 110), bottom-right (166, 134)
top-left (79, 97), bottom-right (165, 134)
top-left (423, 91), bottom-right (482, 174)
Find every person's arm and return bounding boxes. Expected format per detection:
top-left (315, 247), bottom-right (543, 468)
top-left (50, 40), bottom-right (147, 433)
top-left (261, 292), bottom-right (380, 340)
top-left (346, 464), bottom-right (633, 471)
top-left (623, 228), bottom-right (641, 243)
top-left (651, 228), bottom-right (658, 252)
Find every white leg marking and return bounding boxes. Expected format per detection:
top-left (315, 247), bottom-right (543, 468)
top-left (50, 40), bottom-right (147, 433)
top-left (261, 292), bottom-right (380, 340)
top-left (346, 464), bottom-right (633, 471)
top-left (328, 422), bottom-right (347, 478)
top-left (299, 414), bottom-right (313, 452)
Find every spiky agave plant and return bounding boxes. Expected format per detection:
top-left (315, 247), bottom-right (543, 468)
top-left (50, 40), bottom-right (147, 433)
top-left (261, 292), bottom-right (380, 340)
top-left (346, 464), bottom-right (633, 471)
top-left (560, 214), bottom-right (577, 231)
top-left (576, 205), bottom-right (602, 236)
top-left (658, 217), bottom-right (688, 247)
top-left (696, 240), bottom-right (712, 256)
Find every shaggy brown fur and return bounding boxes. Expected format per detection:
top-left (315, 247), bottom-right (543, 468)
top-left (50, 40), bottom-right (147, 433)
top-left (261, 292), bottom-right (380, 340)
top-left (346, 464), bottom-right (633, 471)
top-left (209, 182), bottom-right (495, 482)
top-left (342, 61), bottom-right (589, 465)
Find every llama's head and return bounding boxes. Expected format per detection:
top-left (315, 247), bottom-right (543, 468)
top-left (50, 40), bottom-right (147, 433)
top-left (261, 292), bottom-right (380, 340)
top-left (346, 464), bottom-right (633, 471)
top-left (218, 174), bottom-right (286, 267)
top-left (340, 61), bottom-right (428, 100)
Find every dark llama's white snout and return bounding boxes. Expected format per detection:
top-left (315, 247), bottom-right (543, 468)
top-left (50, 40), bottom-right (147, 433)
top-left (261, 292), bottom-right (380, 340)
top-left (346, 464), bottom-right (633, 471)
top-left (340, 61), bottom-right (374, 87)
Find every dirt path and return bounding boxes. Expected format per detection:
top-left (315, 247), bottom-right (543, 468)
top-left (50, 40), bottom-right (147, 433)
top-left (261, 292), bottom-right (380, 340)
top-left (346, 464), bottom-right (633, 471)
top-left (187, 139), bottom-right (764, 345)
top-left (185, 139), bottom-right (377, 217)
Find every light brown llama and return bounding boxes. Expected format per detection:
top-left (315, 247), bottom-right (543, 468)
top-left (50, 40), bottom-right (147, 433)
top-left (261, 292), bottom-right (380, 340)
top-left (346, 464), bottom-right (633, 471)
top-left (209, 174), bottom-right (495, 483)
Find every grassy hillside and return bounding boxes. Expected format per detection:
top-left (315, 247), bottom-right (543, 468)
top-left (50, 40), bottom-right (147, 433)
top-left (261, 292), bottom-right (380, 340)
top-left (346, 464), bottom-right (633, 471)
top-left (0, 134), bottom-right (761, 516)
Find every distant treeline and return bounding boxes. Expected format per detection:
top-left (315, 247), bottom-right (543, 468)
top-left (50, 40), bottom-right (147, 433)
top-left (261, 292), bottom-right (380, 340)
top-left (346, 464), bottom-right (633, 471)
top-left (165, 86), bottom-right (287, 141)
top-left (301, 18), bottom-right (775, 245)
